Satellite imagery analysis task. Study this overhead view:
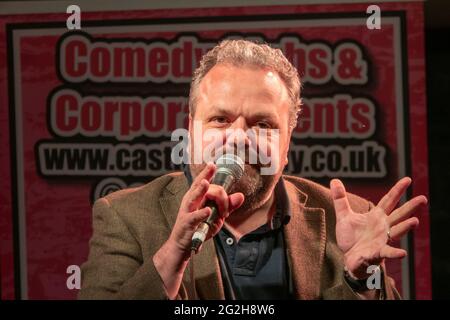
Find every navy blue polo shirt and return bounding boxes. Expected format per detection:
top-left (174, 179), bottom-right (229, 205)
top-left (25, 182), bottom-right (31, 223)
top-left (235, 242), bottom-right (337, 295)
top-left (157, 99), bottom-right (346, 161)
top-left (214, 179), bottom-right (293, 300)
top-left (183, 164), bottom-right (294, 300)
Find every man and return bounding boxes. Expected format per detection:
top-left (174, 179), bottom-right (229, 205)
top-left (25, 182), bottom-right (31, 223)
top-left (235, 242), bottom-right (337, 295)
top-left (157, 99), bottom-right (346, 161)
top-left (79, 40), bottom-right (427, 300)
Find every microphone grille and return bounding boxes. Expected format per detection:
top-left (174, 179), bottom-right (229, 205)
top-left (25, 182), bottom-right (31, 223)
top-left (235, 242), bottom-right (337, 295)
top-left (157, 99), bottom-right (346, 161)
top-left (215, 154), bottom-right (245, 181)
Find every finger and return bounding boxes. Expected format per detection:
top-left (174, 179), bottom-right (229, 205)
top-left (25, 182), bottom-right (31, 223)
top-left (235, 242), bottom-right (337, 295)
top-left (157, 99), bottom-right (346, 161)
top-left (228, 192), bottom-right (245, 213)
top-left (387, 195), bottom-right (427, 227)
top-left (330, 179), bottom-right (351, 219)
top-left (192, 163), bottom-right (216, 186)
top-left (380, 245), bottom-right (407, 259)
top-left (390, 217), bottom-right (419, 241)
top-left (181, 179), bottom-right (210, 212)
top-left (377, 177), bottom-right (411, 214)
top-left (181, 163), bottom-right (216, 212)
top-left (187, 207), bottom-right (212, 228)
top-left (204, 185), bottom-right (229, 218)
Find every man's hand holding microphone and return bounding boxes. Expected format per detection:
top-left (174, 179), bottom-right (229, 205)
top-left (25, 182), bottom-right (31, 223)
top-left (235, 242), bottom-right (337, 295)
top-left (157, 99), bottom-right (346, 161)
top-left (152, 155), bottom-right (245, 299)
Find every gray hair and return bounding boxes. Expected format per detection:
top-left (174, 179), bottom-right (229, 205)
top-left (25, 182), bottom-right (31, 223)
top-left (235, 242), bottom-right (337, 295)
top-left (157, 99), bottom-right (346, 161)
top-left (189, 39), bottom-right (302, 129)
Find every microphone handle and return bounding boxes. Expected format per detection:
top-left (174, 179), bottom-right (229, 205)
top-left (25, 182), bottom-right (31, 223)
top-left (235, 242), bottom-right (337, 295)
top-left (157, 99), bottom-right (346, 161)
top-left (204, 199), bottom-right (220, 226)
top-left (191, 171), bottom-right (236, 253)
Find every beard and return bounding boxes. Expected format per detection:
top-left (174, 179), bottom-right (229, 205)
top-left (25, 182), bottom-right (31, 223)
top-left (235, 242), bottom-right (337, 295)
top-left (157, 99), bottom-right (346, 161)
top-left (189, 162), bottom-right (280, 215)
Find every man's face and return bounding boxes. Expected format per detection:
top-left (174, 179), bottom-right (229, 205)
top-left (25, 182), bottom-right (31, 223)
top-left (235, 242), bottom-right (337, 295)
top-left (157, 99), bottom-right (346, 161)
top-left (189, 63), bottom-right (292, 212)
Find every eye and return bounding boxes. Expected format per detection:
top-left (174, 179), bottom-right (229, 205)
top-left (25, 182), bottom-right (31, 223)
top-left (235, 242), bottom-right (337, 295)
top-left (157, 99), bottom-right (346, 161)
top-left (211, 116), bottom-right (230, 125)
top-left (255, 121), bottom-right (272, 129)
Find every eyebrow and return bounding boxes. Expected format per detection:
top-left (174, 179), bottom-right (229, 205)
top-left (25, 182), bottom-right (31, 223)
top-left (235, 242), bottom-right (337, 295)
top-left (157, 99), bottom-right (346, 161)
top-left (209, 105), bottom-right (235, 116)
top-left (210, 106), bottom-right (279, 119)
top-left (250, 111), bottom-right (279, 121)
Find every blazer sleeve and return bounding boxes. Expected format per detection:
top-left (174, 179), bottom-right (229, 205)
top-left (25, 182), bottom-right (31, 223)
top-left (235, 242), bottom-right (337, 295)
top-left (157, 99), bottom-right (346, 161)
top-left (78, 197), bottom-right (185, 299)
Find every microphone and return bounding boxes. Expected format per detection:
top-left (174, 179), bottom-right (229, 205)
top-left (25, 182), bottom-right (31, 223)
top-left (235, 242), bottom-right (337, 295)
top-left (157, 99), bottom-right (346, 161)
top-left (191, 154), bottom-right (245, 253)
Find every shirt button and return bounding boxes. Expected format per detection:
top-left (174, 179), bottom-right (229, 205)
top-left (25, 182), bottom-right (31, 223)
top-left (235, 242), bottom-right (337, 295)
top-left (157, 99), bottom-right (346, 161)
top-left (226, 237), bottom-right (234, 246)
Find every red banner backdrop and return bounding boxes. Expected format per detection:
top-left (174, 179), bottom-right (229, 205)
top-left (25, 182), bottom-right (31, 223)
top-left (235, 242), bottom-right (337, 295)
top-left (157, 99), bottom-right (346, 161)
top-left (0, 1), bottom-right (430, 299)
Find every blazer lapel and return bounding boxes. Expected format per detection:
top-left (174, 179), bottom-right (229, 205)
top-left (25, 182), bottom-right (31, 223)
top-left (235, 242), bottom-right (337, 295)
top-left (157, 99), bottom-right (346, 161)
top-left (283, 180), bottom-right (326, 300)
top-left (158, 174), bottom-right (225, 299)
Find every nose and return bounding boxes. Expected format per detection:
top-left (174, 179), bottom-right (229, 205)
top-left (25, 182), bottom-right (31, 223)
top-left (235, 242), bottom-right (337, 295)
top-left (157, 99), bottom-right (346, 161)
top-left (227, 117), bottom-right (250, 144)
top-left (224, 117), bottom-right (251, 160)
top-left (229, 116), bottom-right (247, 131)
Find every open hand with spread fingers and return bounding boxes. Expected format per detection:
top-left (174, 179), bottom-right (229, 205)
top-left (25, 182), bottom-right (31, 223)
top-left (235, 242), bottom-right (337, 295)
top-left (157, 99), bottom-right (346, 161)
top-left (330, 177), bottom-right (427, 279)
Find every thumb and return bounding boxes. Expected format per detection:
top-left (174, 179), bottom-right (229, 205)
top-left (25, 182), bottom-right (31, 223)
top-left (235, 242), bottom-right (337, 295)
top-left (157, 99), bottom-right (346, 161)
top-left (228, 192), bottom-right (245, 212)
top-left (188, 207), bottom-right (212, 228)
top-left (330, 179), bottom-right (351, 219)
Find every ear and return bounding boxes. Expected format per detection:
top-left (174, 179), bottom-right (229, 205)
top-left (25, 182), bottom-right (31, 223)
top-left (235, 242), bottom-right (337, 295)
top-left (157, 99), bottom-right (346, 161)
top-left (283, 131), bottom-right (292, 166)
top-left (281, 151), bottom-right (289, 168)
top-left (188, 114), bottom-right (193, 131)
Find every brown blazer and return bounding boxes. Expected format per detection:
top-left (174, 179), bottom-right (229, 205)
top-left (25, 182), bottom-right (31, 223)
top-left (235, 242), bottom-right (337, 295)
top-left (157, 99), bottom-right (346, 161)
top-left (78, 172), bottom-right (401, 300)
